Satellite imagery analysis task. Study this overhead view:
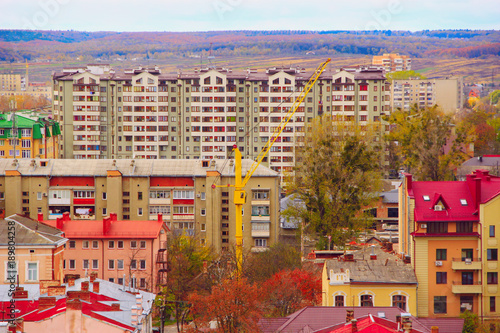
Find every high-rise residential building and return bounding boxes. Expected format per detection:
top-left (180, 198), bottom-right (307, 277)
top-left (399, 170), bottom-right (500, 321)
top-left (52, 64), bottom-right (392, 179)
top-left (372, 53), bottom-right (412, 72)
top-left (0, 158), bottom-right (280, 253)
top-left (391, 77), bottom-right (463, 113)
top-left (0, 110), bottom-right (61, 159)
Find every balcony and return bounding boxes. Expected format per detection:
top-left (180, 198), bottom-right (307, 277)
top-left (452, 258), bottom-right (482, 271)
top-left (452, 281), bottom-right (482, 294)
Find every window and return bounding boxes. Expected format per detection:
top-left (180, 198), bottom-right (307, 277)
top-left (140, 241), bottom-right (146, 249)
top-left (27, 262), bottom-right (38, 281)
top-left (436, 249), bottom-right (447, 260)
top-left (434, 296), bottom-right (447, 314)
top-left (140, 278), bottom-right (146, 289)
top-left (92, 241), bottom-right (99, 249)
top-left (69, 240), bottom-right (76, 249)
top-left (462, 272), bottom-right (473, 285)
top-left (108, 240), bottom-right (115, 249)
top-left (487, 249), bottom-right (498, 261)
top-left (138, 208), bottom-right (143, 216)
top-left (461, 249), bottom-right (473, 261)
top-left (360, 294), bottom-right (373, 307)
top-left (108, 260), bottom-right (115, 270)
top-left (102, 192), bottom-right (107, 200)
top-left (83, 260), bottom-right (89, 269)
top-left (456, 222), bottom-right (473, 233)
top-left (130, 241), bottom-right (137, 249)
top-left (335, 295), bottom-right (344, 307)
top-left (436, 272), bottom-right (447, 284)
top-left (82, 240), bottom-right (89, 249)
top-left (490, 225), bottom-right (496, 237)
top-left (200, 192), bottom-right (206, 200)
top-left (131, 260), bottom-right (137, 270)
top-left (173, 190), bottom-right (195, 199)
top-left (92, 260), bottom-right (98, 269)
top-left (37, 192), bottom-right (42, 200)
top-left (117, 260), bottom-right (124, 270)
top-left (491, 297), bottom-right (496, 312)
top-left (254, 239), bottom-right (267, 247)
top-left (103, 208), bottom-right (107, 215)
top-left (140, 260), bottom-right (146, 270)
top-left (252, 190), bottom-right (269, 200)
top-left (69, 260), bottom-right (75, 269)
top-left (387, 208), bottom-right (398, 218)
top-left (201, 208), bottom-right (206, 216)
top-left (201, 223), bottom-right (206, 232)
top-left (488, 272), bottom-right (498, 284)
top-left (428, 222), bottom-right (448, 234)
top-left (118, 278), bottom-right (123, 285)
top-left (460, 296), bottom-right (473, 313)
top-left (138, 192), bottom-right (143, 200)
top-left (392, 295), bottom-right (406, 311)
top-left (109, 278), bottom-right (114, 283)
top-left (118, 241), bottom-right (124, 249)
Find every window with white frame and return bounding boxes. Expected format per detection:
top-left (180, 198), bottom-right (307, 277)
top-left (131, 260), bottom-right (137, 270)
top-left (4, 261), bottom-right (18, 283)
top-left (254, 238), bottom-right (267, 247)
top-left (108, 259), bottom-right (115, 270)
top-left (140, 260), bottom-right (146, 270)
top-left (83, 259), bottom-right (89, 269)
top-left (82, 240), bottom-right (89, 249)
top-left (200, 192), bottom-right (206, 200)
top-left (92, 259), bottom-right (98, 270)
top-left (173, 190), bottom-right (194, 199)
top-left (138, 207), bottom-right (143, 216)
top-left (130, 240), bottom-right (137, 249)
top-left (26, 262), bottom-right (38, 281)
top-left (92, 240), bottom-right (99, 249)
top-left (69, 259), bottom-right (75, 269)
top-left (37, 192), bottom-right (42, 200)
top-left (140, 241), bottom-right (146, 249)
top-left (117, 259), bottom-right (124, 270)
top-left (201, 208), bottom-right (206, 216)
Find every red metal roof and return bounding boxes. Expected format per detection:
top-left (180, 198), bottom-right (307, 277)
top-left (41, 212), bottom-right (167, 239)
top-left (324, 316), bottom-right (423, 333)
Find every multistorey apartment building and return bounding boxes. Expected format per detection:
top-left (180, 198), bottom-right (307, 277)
top-left (52, 64), bottom-right (392, 179)
top-left (0, 158), bottom-right (280, 253)
top-left (399, 170), bottom-right (500, 323)
top-left (391, 77), bottom-right (463, 113)
top-left (372, 53), bottom-right (412, 72)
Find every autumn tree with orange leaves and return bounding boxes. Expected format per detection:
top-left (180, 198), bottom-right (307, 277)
top-left (188, 277), bottom-right (263, 333)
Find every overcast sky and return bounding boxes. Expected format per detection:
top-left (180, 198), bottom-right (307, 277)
top-left (1, 0), bottom-right (499, 32)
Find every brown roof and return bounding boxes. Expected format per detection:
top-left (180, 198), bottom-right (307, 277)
top-left (0, 214), bottom-right (66, 246)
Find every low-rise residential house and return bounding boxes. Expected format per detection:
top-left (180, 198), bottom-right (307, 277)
top-left (399, 170), bottom-right (500, 322)
top-left (0, 274), bottom-right (155, 332)
top-left (322, 245), bottom-right (417, 315)
top-left (40, 212), bottom-right (169, 292)
top-left (258, 307), bottom-right (464, 333)
top-left (457, 155), bottom-right (500, 180)
top-left (0, 214), bottom-right (67, 284)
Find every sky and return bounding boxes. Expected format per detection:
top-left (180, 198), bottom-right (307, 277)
top-left (0, 0), bottom-right (499, 32)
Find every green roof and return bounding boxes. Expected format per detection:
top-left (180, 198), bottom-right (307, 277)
top-left (0, 113), bottom-right (61, 139)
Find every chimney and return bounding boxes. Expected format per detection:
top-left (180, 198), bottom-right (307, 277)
top-left (62, 211), bottom-right (71, 221)
top-left (431, 326), bottom-right (439, 333)
top-left (103, 217), bottom-right (111, 235)
top-left (402, 314), bottom-right (412, 333)
top-left (12, 287), bottom-right (28, 299)
top-left (38, 297), bottom-right (56, 311)
top-left (68, 277), bottom-right (75, 287)
top-left (111, 303), bottom-right (120, 311)
top-left (346, 309), bottom-right (354, 323)
top-left (56, 216), bottom-right (64, 230)
top-left (136, 294), bottom-right (143, 314)
top-left (157, 213), bottom-right (163, 222)
top-left (370, 245), bottom-right (377, 260)
top-left (66, 298), bottom-right (82, 310)
top-left (48, 285), bottom-right (66, 297)
top-left (89, 272), bottom-right (98, 283)
top-left (66, 299), bottom-right (83, 333)
top-left (406, 174), bottom-right (412, 192)
top-left (110, 212), bottom-right (117, 221)
top-left (344, 253), bottom-right (354, 262)
top-left (93, 281), bottom-right (100, 294)
top-left (351, 319), bottom-right (358, 333)
top-left (67, 291), bottom-right (90, 302)
top-left (37, 213), bottom-right (43, 222)
top-left (131, 306), bottom-right (138, 326)
top-left (81, 281), bottom-right (89, 292)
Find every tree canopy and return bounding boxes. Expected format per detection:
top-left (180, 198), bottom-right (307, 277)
top-left (285, 117), bottom-right (382, 250)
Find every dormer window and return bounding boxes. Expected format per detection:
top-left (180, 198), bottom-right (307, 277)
top-left (434, 204), bottom-right (444, 211)
top-left (423, 195), bottom-right (430, 201)
top-left (460, 199), bottom-right (468, 206)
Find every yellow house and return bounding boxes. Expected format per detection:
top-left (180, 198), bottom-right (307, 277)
top-left (322, 245), bottom-right (417, 316)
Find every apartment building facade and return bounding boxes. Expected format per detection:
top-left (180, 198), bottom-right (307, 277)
top-left (399, 170), bottom-right (500, 323)
top-left (391, 77), bottom-right (463, 113)
top-left (0, 158), bottom-right (280, 253)
top-left (52, 64), bottom-right (392, 179)
top-left (0, 110), bottom-right (61, 159)
top-left (372, 53), bottom-right (412, 72)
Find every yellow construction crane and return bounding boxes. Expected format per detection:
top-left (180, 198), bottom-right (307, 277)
top-left (214, 58), bottom-right (331, 272)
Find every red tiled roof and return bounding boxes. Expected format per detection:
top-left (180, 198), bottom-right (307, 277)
top-left (323, 316), bottom-right (423, 333)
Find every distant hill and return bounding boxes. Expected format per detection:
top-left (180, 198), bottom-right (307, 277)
top-left (0, 29), bottom-right (499, 63)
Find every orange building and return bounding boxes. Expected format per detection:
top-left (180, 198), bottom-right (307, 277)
top-left (399, 170), bottom-right (500, 323)
top-left (40, 212), bottom-right (169, 292)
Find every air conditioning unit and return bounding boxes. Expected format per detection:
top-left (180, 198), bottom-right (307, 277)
top-left (42, 193), bottom-right (48, 197)
top-left (434, 205), bottom-right (443, 211)
top-left (196, 194), bottom-right (201, 198)
top-left (435, 261), bottom-right (443, 267)
top-left (421, 223), bottom-right (427, 229)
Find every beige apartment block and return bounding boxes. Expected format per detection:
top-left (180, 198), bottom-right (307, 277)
top-left (372, 53), bottom-right (412, 72)
top-left (391, 77), bottom-right (463, 113)
top-left (51, 64), bottom-right (393, 180)
top-left (0, 158), bottom-right (280, 254)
